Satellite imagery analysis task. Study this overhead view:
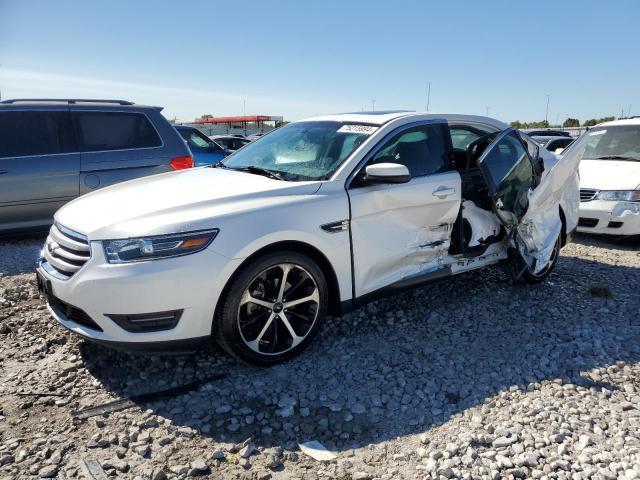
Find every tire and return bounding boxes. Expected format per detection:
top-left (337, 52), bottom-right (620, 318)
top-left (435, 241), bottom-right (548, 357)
top-left (213, 251), bottom-right (328, 365)
top-left (519, 234), bottom-right (561, 284)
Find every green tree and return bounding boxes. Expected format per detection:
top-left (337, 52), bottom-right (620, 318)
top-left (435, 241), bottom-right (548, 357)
top-left (584, 116), bottom-right (615, 127)
top-left (563, 118), bottom-right (580, 128)
top-left (510, 120), bottom-right (523, 128)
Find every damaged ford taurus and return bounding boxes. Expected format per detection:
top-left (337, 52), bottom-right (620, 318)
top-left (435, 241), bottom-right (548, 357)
top-left (36, 111), bottom-right (580, 364)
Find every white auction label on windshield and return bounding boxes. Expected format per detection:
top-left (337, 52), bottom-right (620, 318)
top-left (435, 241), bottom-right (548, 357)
top-left (589, 129), bottom-right (606, 136)
top-left (338, 125), bottom-right (378, 134)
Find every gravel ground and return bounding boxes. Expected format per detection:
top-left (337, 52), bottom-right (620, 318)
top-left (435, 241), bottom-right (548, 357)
top-left (0, 233), bottom-right (639, 480)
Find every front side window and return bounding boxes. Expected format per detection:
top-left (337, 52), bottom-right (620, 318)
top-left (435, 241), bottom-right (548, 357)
top-left (581, 125), bottom-right (640, 161)
top-left (0, 111), bottom-right (73, 158)
top-left (480, 131), bottom-right (533, 217)
top-left (75, 112), bottom-right (161, 152)
top-left (369, 123), bottom-right (450, 177)
top-left (222, 121), bottom-right (371, 181)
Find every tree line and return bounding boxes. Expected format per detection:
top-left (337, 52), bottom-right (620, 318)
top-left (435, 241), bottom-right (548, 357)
top-left (510, 116), bottom-right (617, 129)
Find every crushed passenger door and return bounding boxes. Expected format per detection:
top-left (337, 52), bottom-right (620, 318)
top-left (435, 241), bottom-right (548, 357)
top-left (476, 128), bottom-right (560, 273)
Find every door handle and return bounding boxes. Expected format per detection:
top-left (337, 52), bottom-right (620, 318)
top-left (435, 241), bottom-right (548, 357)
top-left (432, 186), bottom-right (456, 199)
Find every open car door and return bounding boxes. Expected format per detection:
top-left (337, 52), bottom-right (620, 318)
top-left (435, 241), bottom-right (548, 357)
top-left (476, 128), bottom-right (538, 226)
top-left (476, 128), bottom-right (555, 274)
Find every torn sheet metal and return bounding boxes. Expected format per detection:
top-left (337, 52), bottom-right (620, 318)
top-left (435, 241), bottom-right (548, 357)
top-left (461, 200), bottom-right (501, 247)
top-left (298, 441), bottom-right (336, 461)
top-left (516, 143), bottom-right (581, 271)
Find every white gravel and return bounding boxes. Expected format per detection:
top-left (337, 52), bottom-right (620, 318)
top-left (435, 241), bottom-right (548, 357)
top-left (0, 233), bottom-right (639, 479)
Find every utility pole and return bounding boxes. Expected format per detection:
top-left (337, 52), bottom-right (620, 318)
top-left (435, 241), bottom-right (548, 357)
top-left (243, 99), bottom-right (246, 117)
top-left (426, 82), bottom-right (431, 112)
top-left (371, 99), bottom-right (376, 111)
top-left (545, 95), bottom-right (550, 124)
top-left (629, 104), bottom-right (632, 117)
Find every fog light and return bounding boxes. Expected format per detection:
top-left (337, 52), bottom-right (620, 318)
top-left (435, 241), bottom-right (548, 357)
top-left (106, 310), bottom-right (183, 333)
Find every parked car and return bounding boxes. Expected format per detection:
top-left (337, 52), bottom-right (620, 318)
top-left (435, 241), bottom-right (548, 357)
top-left (573, 118), bottom-right (640, 235)
top-left (0, 99), bottom-right (193, 234)
top-left (36, 111), bottom-right (579, 364)
top-left (247, 132), bottom-right (266, 141)
top-left (531, 135), bottom-right (575, 154)
top-left (526, 129), bottom-right (571, 138)
top-left (174, 125), bottom-right (230, 166)
top-left (209, 135), bottom-right (251, 151)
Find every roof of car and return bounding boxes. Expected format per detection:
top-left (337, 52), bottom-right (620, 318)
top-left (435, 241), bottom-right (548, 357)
top-left (596, 117), bottom-right (640, 127)
top-left (299, 111), bottom-right (509, 129)
top-left (531, 135), bottom-right (574, 142)
top-left (0, 99), bottom-right (162, 111)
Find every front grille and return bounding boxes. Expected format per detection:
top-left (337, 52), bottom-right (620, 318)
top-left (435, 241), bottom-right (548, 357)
top-left (49, 294), bottom-right (103, 332)
top-left (580, 188), bottom-right (599, 202)
top-left (42, 223), bottom-right (90, 279)
top-left (578, 217), bottom-right (599, 228)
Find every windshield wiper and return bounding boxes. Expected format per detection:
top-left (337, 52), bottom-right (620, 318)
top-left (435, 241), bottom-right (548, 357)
top-left (592, 155), bottom-right (640, 161)
top-left (232, 166), bottom-right (287, 181)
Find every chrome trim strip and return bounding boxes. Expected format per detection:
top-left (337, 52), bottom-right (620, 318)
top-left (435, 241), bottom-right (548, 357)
top-left (50, 225), bottom-right (90, 252)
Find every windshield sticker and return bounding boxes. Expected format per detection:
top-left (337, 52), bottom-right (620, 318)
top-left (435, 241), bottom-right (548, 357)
top-left (589, 130), bottom-right (606, 136)
top-left (338, 125), bottom-right (378, 135)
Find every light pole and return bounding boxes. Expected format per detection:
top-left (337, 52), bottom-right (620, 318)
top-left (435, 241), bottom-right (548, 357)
top-left (426, 82), bottom-right (431, 112)
top-left (545, 95), bottom-right (550, 124)
top-left (371, 99), bottom-right (376, 111)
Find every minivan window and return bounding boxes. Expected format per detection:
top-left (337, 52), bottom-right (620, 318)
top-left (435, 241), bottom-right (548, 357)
top-left (582, 125), bottom-right (640, 161)
top-left (0, 111), bottom-right (74, 158)
top-left (74, 112), bottom-right (161, 152)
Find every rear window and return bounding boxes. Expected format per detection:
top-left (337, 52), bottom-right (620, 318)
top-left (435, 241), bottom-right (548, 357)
top-left (0, 111), bottom-right (74, 158)
top-left (74, 112), bottom-right (162, 152)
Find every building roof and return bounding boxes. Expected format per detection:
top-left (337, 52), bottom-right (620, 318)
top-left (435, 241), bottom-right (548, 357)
top-left (193, 115), bottom-right (283, 124)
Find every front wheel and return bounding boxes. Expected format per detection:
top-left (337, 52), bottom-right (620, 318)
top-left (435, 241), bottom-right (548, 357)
top-left (214, 252), bottom-right (328, 365)
top-left (519, 234), bottom-right (561, 284)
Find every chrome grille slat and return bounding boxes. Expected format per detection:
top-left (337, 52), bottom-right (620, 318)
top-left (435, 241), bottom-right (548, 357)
top-left (580, 188), bottom-right (599, 202)
top-left (44, 247), bottom-right (81, 273)
top-left (50, 224), bottom-right (90, 252)
top-left (42, 224), bottom-right (91, 279)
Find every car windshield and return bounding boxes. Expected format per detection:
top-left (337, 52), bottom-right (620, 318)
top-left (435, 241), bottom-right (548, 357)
top-left (582, 125), bottom-right (640, 161)
top-left (531, 137), bottom-right (550, 146)
top-left (220, 121), bottom-right (373, 180)
top-left (178, 128), bottom-right (211, 149)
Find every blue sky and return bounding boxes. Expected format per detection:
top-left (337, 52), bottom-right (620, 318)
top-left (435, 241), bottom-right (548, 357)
top-left (1, 0), bottom-right (638, 124)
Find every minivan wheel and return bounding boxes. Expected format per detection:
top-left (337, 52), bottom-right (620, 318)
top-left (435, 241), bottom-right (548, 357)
top-left (214, 252), bottom-right (328, 365)
top-left (520, 234), bottom-right (561, 284)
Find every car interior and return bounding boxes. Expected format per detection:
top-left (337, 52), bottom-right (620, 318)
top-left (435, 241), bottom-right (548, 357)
top-left (448, 124), bottom-right (505, 257)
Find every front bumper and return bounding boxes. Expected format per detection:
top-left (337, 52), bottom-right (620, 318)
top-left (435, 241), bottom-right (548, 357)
top-left (37, 241), bottom-right (243, 351)
top-left (577, 200), bottom-right (640, 236)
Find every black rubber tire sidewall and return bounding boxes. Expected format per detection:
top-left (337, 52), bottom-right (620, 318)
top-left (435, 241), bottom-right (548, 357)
top-left (214, 251), bottom-right (328, 365)
top-left (520, 235), bottom-right (561, 284)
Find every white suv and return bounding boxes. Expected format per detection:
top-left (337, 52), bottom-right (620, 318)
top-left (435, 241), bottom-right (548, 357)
top-left (36, 112), bottom-right (580, 364)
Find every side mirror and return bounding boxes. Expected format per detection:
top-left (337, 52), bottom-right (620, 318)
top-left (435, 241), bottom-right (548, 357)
top-left (364, 163), bottom-right (411, 184)
top-left (554, 148), bottom-right (565, 155)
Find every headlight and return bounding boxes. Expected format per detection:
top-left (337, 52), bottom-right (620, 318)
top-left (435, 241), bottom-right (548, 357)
top-left (103, 229), bottom-right (219, 264)
top-left (595, 190), bottom-right (640, 202)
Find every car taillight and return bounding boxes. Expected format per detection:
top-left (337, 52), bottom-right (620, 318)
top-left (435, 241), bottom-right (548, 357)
top-left (170, 156), bottom-right (194, 170)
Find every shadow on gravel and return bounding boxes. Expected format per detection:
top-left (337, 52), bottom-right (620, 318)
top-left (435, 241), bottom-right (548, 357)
top-left (80, 253), bottom-right (640, 453)
top-left (0, 233), bottom-right (47, 275)
top-left (572, 232), bottom-right (640, 251)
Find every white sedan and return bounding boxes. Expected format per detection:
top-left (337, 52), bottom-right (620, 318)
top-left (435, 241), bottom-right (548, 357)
top-left (36, 111), bottom-right (580, 364)
top-left (575, 118), bottom-right (640, 235)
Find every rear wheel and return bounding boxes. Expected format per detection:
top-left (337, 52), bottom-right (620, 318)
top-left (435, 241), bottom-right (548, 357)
top-left (519, 234), bottom-right (561, 284)
top-left (214, 252), bottom-right (327, 365)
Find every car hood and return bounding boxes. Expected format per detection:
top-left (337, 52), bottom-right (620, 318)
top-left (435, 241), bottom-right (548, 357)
top-left (56, 167), bottom-right (321, 239)
top-left (579, 159), bottom-right (640, 191)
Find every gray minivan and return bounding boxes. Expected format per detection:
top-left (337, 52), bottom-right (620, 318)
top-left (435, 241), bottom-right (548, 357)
top-left (0, 99), bottom-right (192, 233)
